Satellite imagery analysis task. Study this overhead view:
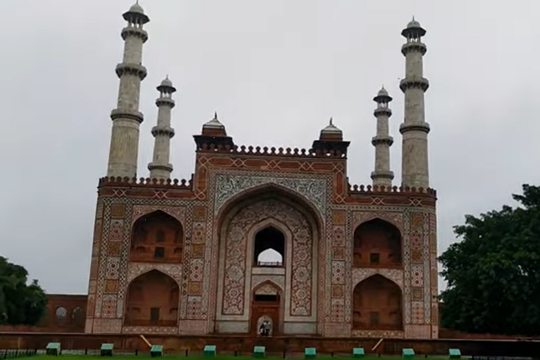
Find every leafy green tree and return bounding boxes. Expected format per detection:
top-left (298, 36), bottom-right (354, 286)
top-left (0, 257), bottom-right (47, 325)
top-left (439, 184), bottom-right (540, 335)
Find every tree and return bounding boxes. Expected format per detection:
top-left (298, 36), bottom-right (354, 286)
top-left (439, 184), bottom-right (540, 335)
top-left (0, 257), bottom-right (47, 325)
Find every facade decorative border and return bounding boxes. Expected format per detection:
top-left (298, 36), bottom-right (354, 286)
top-left (214, 173), bottom-right (327, 216)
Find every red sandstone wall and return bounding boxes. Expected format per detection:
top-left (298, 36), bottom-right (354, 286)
top-left (0, 294), bottom-right (87, 333)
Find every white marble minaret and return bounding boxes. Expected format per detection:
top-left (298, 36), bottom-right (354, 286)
top-left (371, 87), bottom-right (394, 188)
top-left (148, 77), bottom-right (176, 179)
top-left (400, 18), bottom-right (430, 188)
top-left (106, 3), bottom-right (149, 178)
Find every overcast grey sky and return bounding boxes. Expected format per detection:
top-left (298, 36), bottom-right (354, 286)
top-left (1, 0), bottom-right (539, 294)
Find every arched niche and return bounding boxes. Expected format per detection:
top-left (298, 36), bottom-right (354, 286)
top-left (124, 270), bottom-right (179, 326)
top-left (130, 210), bottom-right (183, 263)
top-left (55, 306), bottom-right (67, 324)
top-left (72, 306), bottom-right (84, 327)
top-left (353, 218), bottom-right (402, 267)
top-left (254, 227), bottom-right (285, 267)
top-left (352, 274), bottom-right (402, 330)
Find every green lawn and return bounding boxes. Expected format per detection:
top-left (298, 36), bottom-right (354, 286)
top-left (15, 355), bottom-right (459, 360)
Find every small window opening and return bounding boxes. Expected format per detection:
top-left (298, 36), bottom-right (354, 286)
top-left (150, 307), bottom-right (160, 322)
top-left (370, 253), bottom-right (380, 264)
top-left (254, 227), bottom-right (285, 267)
top-left (55, 307), bottom-right (67, 322)
top-left (154, 247), bottom-right (165, 258)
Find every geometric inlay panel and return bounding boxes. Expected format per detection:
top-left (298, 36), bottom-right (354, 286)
top-left (214, 174), bottom-right (326, 216)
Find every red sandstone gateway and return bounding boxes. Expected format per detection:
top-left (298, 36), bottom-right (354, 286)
top-left (20, 3), bottom-right (438, 339)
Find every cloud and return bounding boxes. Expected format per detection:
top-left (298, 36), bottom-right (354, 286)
top-left (0, 0), bottom-right (538, 293)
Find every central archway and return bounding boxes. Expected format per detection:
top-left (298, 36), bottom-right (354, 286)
top-left (214, 185), bottom-right (322, 335)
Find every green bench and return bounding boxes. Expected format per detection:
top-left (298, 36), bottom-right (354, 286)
top-left (253, 346), bottom-right (266, 358)
top-left (101, 343), bottom-right (113, 356)
top-left (449, 348), bottom-right (461, 359)
top-left (150, 345), bottom-right (163, 357)
top-left (204, 345), bottom-right (217, 357)
top-left (46, 342), bottom-right (61, 356)
top-left (353, 347), bottom-right (365, 358)
top-left (304, 347), bottom-right (317, 359)
top-left (402, 348), bottom-right (415, 358)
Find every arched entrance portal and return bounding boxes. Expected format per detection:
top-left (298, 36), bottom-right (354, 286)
top-left (251, 282), bottom-right (282, 336)
top-left (352, 275), bottom-right (402, 330)
top-left (215, 186), bottom-right (322, 335)
top-left (124, 270), bottom-right (179, 327)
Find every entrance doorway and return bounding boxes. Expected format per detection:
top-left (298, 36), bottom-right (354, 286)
top-left (250, 284), bottom-right (281, 336)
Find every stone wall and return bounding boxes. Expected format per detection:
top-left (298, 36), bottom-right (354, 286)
top-left (0, 294), bottom-right (86, 333)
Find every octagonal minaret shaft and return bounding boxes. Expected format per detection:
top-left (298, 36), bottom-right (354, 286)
top-left (106, 3), bottom-right (149, 178)
top-left (400, 18), bottom-right (430, 188)
top-left (371, 87), bottom-right (394, 187)
top-left (148, 77), bottom-right (176, 179)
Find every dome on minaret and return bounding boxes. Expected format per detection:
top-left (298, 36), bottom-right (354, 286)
top-left (160, 77), bottom-right (173, 87)
top-left (123, 2), bottom-right (150, 24)
top-left (202, 112), bottom-right (227, 137)
top-left (377, 87), bottom-right (388, 97)
top-left (402, 17), bottom-right (426, 37)
top-left (129, 2), bottom-right (145, 14)
top-left (157, 76), bottom-right (176, 93)
top-left (319, 118), bottom-right (343, 142)
top-left (407, 18), bottom-right (420, 28)
top-left (373, 86), bottom-right (392, 103)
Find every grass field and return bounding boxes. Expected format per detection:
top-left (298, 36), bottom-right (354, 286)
top-left (13, 355), bottom-right (459, 360)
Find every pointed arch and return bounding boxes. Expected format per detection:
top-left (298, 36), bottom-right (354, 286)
top-left (131, 206), bottom-right (185, 226)
top-left (352, 274), bottom-right (402, 330)
top-left (253, 280), bottom-right (283, 295)
top-left (127, 263), bottom-right (182, 286)
top-left (353, 218), bottom-right (402, 268)
top-left (124, 270), bottom-right (179, 327)
top-left (130, 210), bottom-right (183, 263)
top-left (249, 218), bottom-right (290, 267)
top-left (216, 183), bottom-right (324, 232)
top-left (353, 213), bottom-right (403, 232)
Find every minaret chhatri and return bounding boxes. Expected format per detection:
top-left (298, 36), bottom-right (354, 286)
top-left (148, 77), bottom-right (176, 179)
top-left (371, 87), bottom-right (394, 188)
top-left (106, 2), bottom-right (149, 178)
top-left (400, 18), bottom-right (430, 188)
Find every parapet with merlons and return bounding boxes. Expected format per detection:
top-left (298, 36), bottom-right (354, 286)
top-left (196, 142), bottom-right (347, 159)
top-left (349, 183), bottom-right (436, 195)
top-left (345, 183), bottom-right (437, 206)
top-left (99, 176), bottom-right (193, 188)
top-left (97, 176), bottom-right (195, 199)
